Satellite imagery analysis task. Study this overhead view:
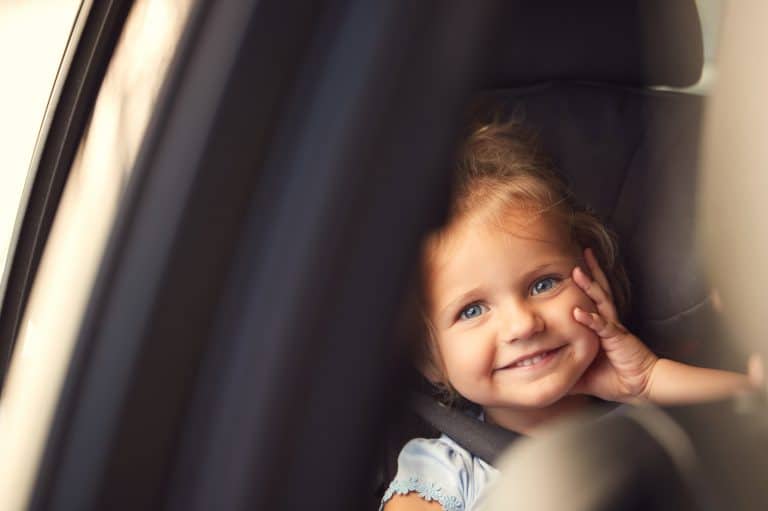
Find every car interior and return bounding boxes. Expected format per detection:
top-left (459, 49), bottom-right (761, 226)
top-left (1, 1), bottom-right (767, 510)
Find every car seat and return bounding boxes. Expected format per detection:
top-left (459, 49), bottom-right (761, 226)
top-left (378, 0), bottom-right (754, 506)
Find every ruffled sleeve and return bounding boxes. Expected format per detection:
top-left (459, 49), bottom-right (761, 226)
top-left (380, 436), bottom-right (491, 511)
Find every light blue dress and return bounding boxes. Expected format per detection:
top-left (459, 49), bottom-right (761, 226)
top-left (379, 434), bottom-right (499, 511)
top-left (379, 404), bottom-right (628, 510)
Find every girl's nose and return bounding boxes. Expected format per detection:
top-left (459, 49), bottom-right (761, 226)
top-left (499, 303), bottom-right (544, 343)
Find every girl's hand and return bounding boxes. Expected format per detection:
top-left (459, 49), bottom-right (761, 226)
top-left (569, 248), bottom-right (658, 402)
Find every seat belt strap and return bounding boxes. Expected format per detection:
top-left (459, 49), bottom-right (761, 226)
top-left (410, 392), bottom-right (521, 466)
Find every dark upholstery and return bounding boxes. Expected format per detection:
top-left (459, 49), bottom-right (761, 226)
top-left (486, 0), bottom-right (702, 88)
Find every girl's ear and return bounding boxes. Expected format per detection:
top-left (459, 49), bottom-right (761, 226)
top-left (419, 354), bottom-right (462, 407)
top-left (419, 357), bottom-right (444, 385)
top-left (418, 339), bottom-right (449, 386)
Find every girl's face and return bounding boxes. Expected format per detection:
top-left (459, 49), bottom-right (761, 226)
top-left (424, 211), bottom-right (600, 410)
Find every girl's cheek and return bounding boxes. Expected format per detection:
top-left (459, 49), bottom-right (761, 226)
top-left (442, 331), bottom-right (492, 372)
top-left (583, 333), bottom-right (600, 366)
top-left (580, 297), bottom-right (599, 314)
top-left (569, 283), bottom-right (599, 313)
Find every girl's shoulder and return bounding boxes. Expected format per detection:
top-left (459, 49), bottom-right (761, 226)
top-left (380, 435), bottom-right (498, 511)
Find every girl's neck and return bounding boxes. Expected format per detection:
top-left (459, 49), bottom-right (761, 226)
top-left (483, 395), bottom-right (594, 436)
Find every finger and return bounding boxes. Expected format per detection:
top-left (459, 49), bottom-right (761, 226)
top-left (710, 288), bottom-right (723, 313)
top-left (572, 265), bottom-right (618, 321)
top-left (748, 353), bottom-right (765, 389)
top-left (573, 307), bottom-right (624, 339)
top-left (584, 248), bottom-right (613, 299)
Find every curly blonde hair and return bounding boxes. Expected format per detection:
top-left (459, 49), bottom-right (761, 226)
top-left (410, 119), bottom-right (630, 403)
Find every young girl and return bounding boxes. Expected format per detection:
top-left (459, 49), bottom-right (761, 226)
top-left (380, 120), bottom-right (754, 511)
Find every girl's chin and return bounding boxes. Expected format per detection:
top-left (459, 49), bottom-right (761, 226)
top-left (523, 387), bottom-right (574, 408)
top-left (529, 364), bottom-right (595, 406)
top-left (485, 382), bottom-right (577, 409)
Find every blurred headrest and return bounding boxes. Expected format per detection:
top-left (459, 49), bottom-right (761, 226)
top-left (470, 83), bottom-right (732, 366)
top-left (484, 0), bottom-right (703, 88)
top-left (699, 1), bottom-right (768, 360)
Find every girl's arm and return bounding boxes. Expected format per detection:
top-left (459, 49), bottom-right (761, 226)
top-left (642, 358), bottom-right (752, 405)
top-left (571, 248), bottom-right (754, 405)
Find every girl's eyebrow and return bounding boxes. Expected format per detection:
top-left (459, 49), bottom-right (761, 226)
top-left (438, 288), bottom-right (484, 318)
top-left (518, 261), bottom-right (569, 282)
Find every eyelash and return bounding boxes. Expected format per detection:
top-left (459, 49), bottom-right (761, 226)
top-left (455, 275), bottom-right (564, 322)
top-left (457, 302), bottom-right (488, 321)
top-left (530, 275), bottom-right (562, 296)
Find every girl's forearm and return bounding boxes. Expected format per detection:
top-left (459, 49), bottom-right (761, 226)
top-left (643, 358), bottom-right (753, 405)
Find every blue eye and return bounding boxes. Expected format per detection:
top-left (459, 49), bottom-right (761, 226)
top-left (531, 277), bottom-right (559, 296)
top-left (458, 303), bottom-right (487, 321)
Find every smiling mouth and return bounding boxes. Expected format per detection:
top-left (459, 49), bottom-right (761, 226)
top-left (497, 345), bottom-right (566, 371)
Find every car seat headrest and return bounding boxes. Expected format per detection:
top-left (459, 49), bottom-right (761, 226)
top-left (485, 0), bottom-right (702, 88)
top-left (471, 82), bottom-right (733, 366)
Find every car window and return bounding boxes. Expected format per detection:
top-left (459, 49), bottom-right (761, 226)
top-left (0, 0), bottom-right (82, 305)
top-left (0, 0), bottom-right (195, 508)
